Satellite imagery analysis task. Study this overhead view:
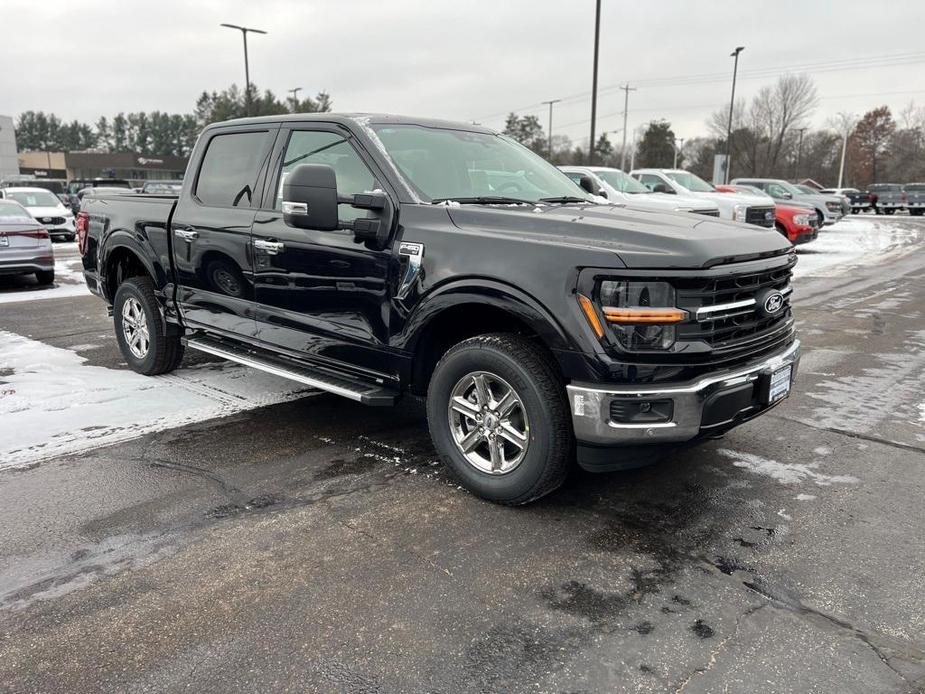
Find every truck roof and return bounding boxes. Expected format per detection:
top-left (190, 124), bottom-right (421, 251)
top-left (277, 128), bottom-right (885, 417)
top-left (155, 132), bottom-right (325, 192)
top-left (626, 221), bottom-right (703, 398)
top-left (208, 112), bottom-right (497, 135)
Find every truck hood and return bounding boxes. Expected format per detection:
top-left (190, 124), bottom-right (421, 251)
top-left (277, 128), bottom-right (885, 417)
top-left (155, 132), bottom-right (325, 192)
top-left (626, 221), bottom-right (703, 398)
top-left (445, 203), bottom-right (791, 269)
top-left (684, 191), bottom-right (772, 209)
top-left (623, 192), bottom-right (717, 212)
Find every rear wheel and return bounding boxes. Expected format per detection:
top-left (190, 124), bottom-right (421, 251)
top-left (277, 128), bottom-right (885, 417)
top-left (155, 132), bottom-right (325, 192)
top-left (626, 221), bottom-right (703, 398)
top-left (426, 333), bottom-right (572, 505)
top-left (113, 276), bottom-right (184, 375)
top-left (35, 269), bottom-right (55, 285)
top-left (910, 209), bottom-right (923, 216)
top-left (884, 208), bottom-right (896, 215)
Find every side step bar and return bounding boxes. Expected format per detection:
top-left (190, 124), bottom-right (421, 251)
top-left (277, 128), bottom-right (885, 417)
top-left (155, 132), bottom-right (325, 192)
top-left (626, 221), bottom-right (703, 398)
top-left (184, 336), bottom-right (397, 406)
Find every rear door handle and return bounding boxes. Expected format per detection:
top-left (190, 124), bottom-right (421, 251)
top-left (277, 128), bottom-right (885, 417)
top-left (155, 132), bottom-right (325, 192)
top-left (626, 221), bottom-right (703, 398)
top-left (175, 228), bottom-right (199, 241)
top-left (254, 239), bottom-right (285, 255)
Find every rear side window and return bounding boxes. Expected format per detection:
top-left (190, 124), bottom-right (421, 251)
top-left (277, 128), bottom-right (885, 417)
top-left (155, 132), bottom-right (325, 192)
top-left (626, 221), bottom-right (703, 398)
top-left (195, 131), bottom-right (271, 207)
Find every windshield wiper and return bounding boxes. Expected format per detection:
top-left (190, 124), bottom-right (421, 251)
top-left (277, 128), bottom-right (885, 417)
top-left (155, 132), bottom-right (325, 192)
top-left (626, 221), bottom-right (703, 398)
top-left (431, 196), bottom-right (535, 205)
top-left (538, 196), bottom-right (592, 204)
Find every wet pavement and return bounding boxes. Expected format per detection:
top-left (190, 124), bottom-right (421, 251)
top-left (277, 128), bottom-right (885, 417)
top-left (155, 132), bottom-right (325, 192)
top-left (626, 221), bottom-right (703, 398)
top-left (1, 220), bottom-right (924, 693)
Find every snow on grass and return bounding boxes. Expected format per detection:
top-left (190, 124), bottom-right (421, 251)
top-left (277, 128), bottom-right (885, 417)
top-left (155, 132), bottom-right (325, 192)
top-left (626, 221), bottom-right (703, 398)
top-left (0, 331), bottom-right (318, 470)
top-left (793, 216), bottom-right (923, 279)
top-left (717, 448), bottom-right (858, 486)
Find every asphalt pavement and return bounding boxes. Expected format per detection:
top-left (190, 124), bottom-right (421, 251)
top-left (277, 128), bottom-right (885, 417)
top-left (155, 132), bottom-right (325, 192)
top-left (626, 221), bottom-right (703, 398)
top-left (1, 221), bottom-right (924, 693)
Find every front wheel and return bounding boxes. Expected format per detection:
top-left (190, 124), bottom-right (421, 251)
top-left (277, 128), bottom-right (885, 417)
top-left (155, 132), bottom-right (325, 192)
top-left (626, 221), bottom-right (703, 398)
top-left (113, 276), bottom-right (184, 375)
top-left (426, 334), bottom-right (573, 505)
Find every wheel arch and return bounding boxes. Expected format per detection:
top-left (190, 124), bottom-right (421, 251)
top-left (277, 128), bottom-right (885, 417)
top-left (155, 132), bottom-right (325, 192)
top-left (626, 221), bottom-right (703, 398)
top-left (100, 232), bottom-right (162, 302)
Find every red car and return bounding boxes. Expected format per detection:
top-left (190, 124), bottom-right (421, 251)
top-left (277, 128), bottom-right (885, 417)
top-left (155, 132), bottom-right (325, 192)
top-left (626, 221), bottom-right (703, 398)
top-left (715, 185), bottom-right (818, 245)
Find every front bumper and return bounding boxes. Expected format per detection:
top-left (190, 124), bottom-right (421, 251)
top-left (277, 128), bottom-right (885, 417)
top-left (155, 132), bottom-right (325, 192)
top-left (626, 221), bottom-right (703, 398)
top-left (567, 340), bottom-right (800, 448)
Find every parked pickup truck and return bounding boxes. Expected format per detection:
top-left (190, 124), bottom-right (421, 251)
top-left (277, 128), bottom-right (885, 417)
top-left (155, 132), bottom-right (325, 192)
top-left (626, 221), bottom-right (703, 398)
top-left (903, 183), bottom-right (925, 216)
top-left (78, 114), bottom-right (800, 504)
top-left (819, 187), bottom-right (870, 214)
top-left (867, 183), bottom-right (905, 214)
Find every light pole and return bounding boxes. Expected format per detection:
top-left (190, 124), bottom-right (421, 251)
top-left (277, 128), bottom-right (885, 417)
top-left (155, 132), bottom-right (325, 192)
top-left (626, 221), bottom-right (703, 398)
top-left (724, 46), bottom-right (745, 184)
top-left (835, 113), bottom-right (857, 189)
top-left (619, 84), bottom-right (636, 171)
top-left (673, 137), bottom-right (685, 169)
top-left (288, 87), bottom-right (303, 113)
top-left (589, 0), bottom-right (601, 165)
top-left (542, 99), bottom-right (561, 159)
top-left (795, 127), bottom-right (807, 179)
top-left (220, 23), bottom-right (268, 117)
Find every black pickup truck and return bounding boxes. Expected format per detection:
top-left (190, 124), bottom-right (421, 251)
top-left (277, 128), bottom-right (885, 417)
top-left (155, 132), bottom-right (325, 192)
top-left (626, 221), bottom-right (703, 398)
top-left (77, 114), bottom-right (800, 504)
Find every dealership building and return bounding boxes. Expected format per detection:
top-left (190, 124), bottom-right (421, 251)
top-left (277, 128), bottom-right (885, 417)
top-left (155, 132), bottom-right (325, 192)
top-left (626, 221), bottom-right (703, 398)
top-left (0, 115), bottom-right (18, 180)
top-left (16, 151), bottom-right (187, 183)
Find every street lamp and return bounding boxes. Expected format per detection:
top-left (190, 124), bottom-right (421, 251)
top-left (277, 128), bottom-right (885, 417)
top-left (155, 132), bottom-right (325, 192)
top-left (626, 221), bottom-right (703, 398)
top-left (220, 23), bottom-right (268, 117)
top-left (288, 87), bottom-right (303, 113)
top-left (795, 127), bottom-right (807, 179)
top-left (724, 46), bottom-right (744, 184)
top-left (589, 0), bottom-right (601, 165)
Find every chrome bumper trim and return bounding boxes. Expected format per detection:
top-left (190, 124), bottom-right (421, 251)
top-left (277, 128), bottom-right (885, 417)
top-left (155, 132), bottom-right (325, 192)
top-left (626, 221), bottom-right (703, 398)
top-left (566, 340), bottom-right (800, 445)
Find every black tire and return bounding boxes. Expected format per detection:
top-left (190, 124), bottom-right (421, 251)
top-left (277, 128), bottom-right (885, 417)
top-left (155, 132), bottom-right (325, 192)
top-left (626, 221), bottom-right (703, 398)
top-left (66, 234), bottom-right (76, 242)
top-left (426, 333), bottom-right (572, 505)
top-left (884, 208), bottom-right (895, 215)
top-left (113, 276), bottom-right (184, 375)
top-left (35, 269), bottom-right (55, 285)
top-left (910, 209), bottom-right (923, 216)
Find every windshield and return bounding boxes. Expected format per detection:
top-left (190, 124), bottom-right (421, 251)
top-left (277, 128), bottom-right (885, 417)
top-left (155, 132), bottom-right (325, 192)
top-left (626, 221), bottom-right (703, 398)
top-left (595, 169), bottom-right (650, 194)
top-left (5, 190), bottom-right (61, 207)
top-left (370, 124), bottom-right (591, 204)
top-left (665, 171), bottom-right (715, 193)
top-left (904, 184), bottom-right (925, 192)
top-left (795, 185), bottom-right (817, 194)
top-left (0, 201), bottom-right (34, 222)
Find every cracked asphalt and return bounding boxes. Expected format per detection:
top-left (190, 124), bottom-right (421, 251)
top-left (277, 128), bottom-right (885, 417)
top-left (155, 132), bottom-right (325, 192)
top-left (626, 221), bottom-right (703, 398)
top-left (1, 223), bottom-right (924, 693)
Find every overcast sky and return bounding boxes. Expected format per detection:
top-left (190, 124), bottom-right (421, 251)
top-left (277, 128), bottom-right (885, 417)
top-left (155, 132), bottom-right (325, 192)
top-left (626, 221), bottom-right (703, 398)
top-left (3, 0), bottom-right (924, 146)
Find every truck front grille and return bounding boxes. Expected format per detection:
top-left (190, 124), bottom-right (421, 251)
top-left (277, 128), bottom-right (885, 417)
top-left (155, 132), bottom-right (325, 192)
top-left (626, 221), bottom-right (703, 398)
top-left (695, 208), bottom-right (720, 217)
top-left (745, 206), bottom-right (776, 227)
top-left (675, 263), bottom-right (794, 359)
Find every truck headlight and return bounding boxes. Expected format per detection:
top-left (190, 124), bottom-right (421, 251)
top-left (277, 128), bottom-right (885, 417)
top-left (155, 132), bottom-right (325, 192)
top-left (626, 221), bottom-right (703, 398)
top-left (793, 213), bottom-right (810, 225)
top-left (591, 280), bottom-right (686, 350)
top-left (733, 204), bottom-right (747, 222)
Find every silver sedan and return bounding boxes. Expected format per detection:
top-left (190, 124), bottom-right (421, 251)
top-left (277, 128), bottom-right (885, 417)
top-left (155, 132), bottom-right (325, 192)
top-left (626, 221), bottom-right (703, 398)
top-left (0, 199), bottom-right (55, 285)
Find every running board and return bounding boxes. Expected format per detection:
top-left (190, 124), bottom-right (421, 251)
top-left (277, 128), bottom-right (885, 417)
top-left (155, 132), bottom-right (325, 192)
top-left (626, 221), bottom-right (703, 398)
top-left (183, 337), bottom-right (397, 406)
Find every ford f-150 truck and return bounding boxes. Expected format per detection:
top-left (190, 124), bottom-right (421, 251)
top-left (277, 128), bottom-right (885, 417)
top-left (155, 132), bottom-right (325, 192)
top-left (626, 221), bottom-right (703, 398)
top-left (867, 183), bottom-right (905, 214)
top-left (902, 183), bottom-right (925, 215)
top-left (78, 114), bottom-right (800, 505)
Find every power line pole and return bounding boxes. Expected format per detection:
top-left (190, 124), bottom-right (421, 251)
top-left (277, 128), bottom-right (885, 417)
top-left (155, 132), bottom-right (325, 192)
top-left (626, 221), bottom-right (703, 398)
top-left (673, 137), bottom-right (685, 169)
top-left (835, 113), bottom-right (857, 189)
top-left (220, 23), bottom-right (268, 117)
top-left (794, 127), bottom-right (807, 179)
top-left (542, 99), bottom-right (561, 159)
top-left (724, 46), bottom-right (745, 184)
top-left (589, 0), bottom-right (601, 165)
top-left (619, 84), bottom-right (636, 171)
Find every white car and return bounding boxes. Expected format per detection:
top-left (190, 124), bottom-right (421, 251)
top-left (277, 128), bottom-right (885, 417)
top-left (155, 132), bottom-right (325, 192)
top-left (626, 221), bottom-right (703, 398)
top-left (631, 168), bottom-right (776, 228)
top-left (560, 166), bottom-right (720, 218)
top-left (0, 187), bottom-right (76, 241)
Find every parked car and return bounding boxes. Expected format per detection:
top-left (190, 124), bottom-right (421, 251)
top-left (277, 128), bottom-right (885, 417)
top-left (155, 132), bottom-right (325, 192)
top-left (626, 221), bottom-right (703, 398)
top-left (820, 187), bottom-right (870, 214)
top-left (731, 178), bottom-right (843, 225)
top-left (78, 113), bottom-right (800, 505)
top-left (715, 185), bottom-right (819, 245)
top-left (902, 183), bottom-right (925, 216)
top-left (0, 187), bottom-right (76, 241)
top-left (0, 199), bottom-right (55, 285)
top-left (631, 168), bottom-right (776, 227)
top-left (867, 183), bottom-right (905, 215)
top-left (795, 184), bottom-right (850, 217)
top-left (141, 180), bottom-right (184, 195)
top-left (66, 178), bottom-right (132, 212)
top-left (560, 166), bottom-right (720, 217)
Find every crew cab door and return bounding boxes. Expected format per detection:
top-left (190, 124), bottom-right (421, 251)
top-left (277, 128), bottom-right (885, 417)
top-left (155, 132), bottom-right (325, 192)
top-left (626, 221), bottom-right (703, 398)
top-left (171, 125), bottom-right (277, 337)
top-left (250, 124), bottom-right (399, 379)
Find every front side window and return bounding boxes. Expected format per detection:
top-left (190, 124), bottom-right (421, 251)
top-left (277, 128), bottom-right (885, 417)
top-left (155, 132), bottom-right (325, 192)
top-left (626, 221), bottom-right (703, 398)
top-left (637, 174), bottom-right (664, 191)
top-left (596, 169), bottom-right (650, 194)
top-left (195, 131), bottom-right (271, 207)
top-left (275, 130), bottom-right (378, 222)
top-left (370, 124), bottom-right (590, 204)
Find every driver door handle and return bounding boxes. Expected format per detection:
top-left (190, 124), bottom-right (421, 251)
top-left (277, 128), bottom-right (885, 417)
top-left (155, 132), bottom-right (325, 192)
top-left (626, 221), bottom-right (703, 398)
top-left (254, 238), bottom-right (285, 255)
top-left (175, 227), bottom-right (199, 241)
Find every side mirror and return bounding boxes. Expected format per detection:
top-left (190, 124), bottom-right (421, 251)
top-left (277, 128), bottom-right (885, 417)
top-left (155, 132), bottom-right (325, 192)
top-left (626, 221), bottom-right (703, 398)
top-left (598, 188), bottom-right (608, 199)
top-left (653, 183), bottom-right (673, 194)
top-left (282, 163), bottom-right (394, 249)
top-left (780, 191), bottom-right (792, 200)
top-left (282, 163), bottom-right (340, 231)
top-left (577, 176), bottom-right (596, 195)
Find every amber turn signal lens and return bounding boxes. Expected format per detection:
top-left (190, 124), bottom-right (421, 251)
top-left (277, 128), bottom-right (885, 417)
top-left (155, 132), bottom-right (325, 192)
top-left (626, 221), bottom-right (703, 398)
top-left (577, 294), bottom-right (605, 339)
top-left (602, 308), bottom-right (686, 324)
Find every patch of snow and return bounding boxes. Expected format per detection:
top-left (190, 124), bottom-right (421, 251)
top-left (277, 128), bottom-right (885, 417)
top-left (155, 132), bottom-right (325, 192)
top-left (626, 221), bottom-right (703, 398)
top-left (793, 217), bottom-right (923, 279)
top-left (0, 331), bottom-right (318, 470)
top-left (777, 508), bottom-right (792, 520)
top-left (0, 256), bottom-right (91, 305)
top-left (717, 448), bottom-right (859, 486)
top-left (813, 446), bottom-right (833, 456)
top-left (796, 494), bottom-right (817, 501)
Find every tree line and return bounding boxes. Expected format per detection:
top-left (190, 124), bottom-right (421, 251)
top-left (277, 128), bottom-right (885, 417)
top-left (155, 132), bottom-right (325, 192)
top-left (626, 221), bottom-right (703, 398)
top-left (502, 74), bottom-right (925, 188)
top-left (14, 84), bottom-right (332, 157)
